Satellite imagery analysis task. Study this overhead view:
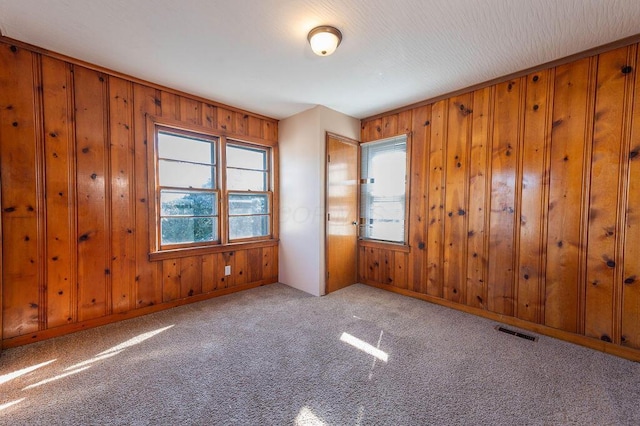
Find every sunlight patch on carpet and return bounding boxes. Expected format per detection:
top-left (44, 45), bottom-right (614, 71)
top-left (294, 406), bottom-right (326, 426)
top-left (97, 325), bottom-right (175, 356)
top-left (0, 398), bottom-right (25, 411)
top-left (22, 366), bottom-right (92, 390)
top-left (340, 332), bottom-right (388, 362)
top-left (0, 359), bottom-right (56, 385)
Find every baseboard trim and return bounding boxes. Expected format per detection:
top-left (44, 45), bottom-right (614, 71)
top-left (361, 280), bottom-right (640, 362)
top-left (1, 279), bottom-right (277, 349)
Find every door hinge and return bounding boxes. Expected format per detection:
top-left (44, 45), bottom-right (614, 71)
top-left (327, 213), bottom-right (331, 221)
top-left (327, 154), bottom-right (331, 162)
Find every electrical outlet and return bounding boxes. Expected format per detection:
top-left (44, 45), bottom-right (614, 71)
top-left (224, 265), bottom-right (231, 276)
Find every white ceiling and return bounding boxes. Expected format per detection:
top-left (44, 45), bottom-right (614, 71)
top-left (1, 0), bottom-right (640, 120)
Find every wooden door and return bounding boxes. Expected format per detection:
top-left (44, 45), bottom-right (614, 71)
top-left (326, 133), bottom-right (359, 293)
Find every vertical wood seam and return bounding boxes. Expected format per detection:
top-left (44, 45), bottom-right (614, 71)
top-left (439, 100), bottom-right (449, 297)
top-left (33, 53), bottom-right (48, 330)
top-left (483, 87), bottom-right (496, 308)
top-left (68, 64), bottom-right (79, 323)
top-left (539, 68), bottom-right (555, 324)
top-left (423, 107), bottom-right (431, 294)
top-left (127, 81), bottom-right (137, 311)
top-left (462, 93), bottom-right (473, 303)
top-left (513, 77), bottom-right (527, 317)
top-left (614, 45), bottom-right (638, 344)
top-left (577, 56), bottom-right (599, 335)
top-left (104, 74), bottom-right (113, 316)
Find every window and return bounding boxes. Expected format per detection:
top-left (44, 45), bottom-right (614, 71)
top-left (360, 135), bottom-right (408, 243)
top-left (227, 143), bottom-right (272, 241)
top-left (150, 121), bottom-right (274, 253)
top-left (157, 130), bottom-right (218, 247)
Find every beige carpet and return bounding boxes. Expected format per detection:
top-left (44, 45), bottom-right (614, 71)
top-left (1, 283), bottom-right (639, 425)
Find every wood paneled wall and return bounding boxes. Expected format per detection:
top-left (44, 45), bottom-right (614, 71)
top-left (360, 42), bottom-right (640, 360)
top-left (0, 39), bottom-right (278, 348)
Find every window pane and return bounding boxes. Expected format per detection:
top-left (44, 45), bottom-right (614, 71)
top-left (227, 145), bottom-right (267, 170)
top-left (368, 220), bottom-right (404, 242)
top-left (360, 135), bottom-right (407, 243)
top-left (229, 215), bottom-right (269, 240)
top-left (161, 191), bottom-right (217, 216)
top-left (158, 132), bottom-right (214, 165)
top-left (229, 194), bottom-right (268, 215)
top-left (161, 217), bottom-right (217, 244)
top-left (227, 169), bottom-right (267, 191)
top-left (159, 160), bottom-right (214, 189)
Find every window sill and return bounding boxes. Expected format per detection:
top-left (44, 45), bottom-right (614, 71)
top-left (358, 239), bottom-right (410, 253)
top-left (149, 239), bottom-right (279, 261)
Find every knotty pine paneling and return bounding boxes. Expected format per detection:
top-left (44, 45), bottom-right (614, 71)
top-left (466, 86), bottom-right (492, 309)
top-left (584, 46), bottom-right (636, 343)
top-left (622, 48), bottom-right (640, 348)
top-left (426, 100), bottom-right (447, 298)
top-left (0, 44), bottom-right (41, 338)
top-left (74, 66), bottom-right (110, 321)
top-left (0, 39), bottom-right (279, 348)
top-left (133, 84), bottom-right (162, 308)
top-left (42, 55), bottom-right (76, 327)
top-left (359, 39), bottom-right (640, 360)
top-left (545, 57), bottom-right (595, 333)
top-left (487, 78), bottom-right (523, 316)
top-left (516, 70), bottom-right (552, 324)
top-left (443, 94), bottom-right (472, 304)
top-left (407, 106), bottom-right (428, 293)
top-left (109, 76), bottom-right (135, 314)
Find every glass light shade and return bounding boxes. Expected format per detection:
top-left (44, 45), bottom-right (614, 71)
top-left (308, 26), bottom-right (342, 56)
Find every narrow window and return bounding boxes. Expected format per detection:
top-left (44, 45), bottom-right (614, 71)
top-left (156, 129), bottom-right (219, 247)
top-left (226, 142), bottom-right (272, 241)
top-left (360, 135), bottom-right (408, 243)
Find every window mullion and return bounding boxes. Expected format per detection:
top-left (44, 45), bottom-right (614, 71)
top-left (220, 136), bottom-right (229, 245)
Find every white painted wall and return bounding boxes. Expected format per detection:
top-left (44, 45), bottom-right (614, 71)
top-left (278, 106), bottom-right (360, 296)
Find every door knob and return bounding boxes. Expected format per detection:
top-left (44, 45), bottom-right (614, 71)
top-left (352, 221), bottom-right (358, 226)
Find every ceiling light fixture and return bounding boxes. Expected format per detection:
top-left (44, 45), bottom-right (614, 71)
top-left (307, 26), bottom-right (342, 56)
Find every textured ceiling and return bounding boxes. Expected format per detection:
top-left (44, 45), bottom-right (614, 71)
top-left (1, 0), bottom-right (640, 119)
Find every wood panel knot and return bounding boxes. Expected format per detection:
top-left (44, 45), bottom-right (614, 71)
top-left (621, 65), bottom-right (633, 74)
top-left (532, 75), bottom-right (539, 82)
top-left (600, 335), bottom-right (612, 343)
top-left (10, 45), bottom-right (17, 53)
top-left (624, 276), bottom-right (636, 285)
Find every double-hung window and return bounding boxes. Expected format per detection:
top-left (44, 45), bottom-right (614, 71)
top-left (157, 129), bottom-right (219, 248)
top-left (360, 134), bottom-right (408, 244)
top-left (226, 142), bottom-right (271, 241)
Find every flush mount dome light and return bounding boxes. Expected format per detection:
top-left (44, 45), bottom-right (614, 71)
top-left (307, 26), bottom-right (342, 56)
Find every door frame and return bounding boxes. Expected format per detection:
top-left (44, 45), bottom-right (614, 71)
top-left (324, 132), bottom-right (360, 295)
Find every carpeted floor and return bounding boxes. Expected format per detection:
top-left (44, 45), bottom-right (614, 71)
top-left (1, 283), bottom-right (639, 425)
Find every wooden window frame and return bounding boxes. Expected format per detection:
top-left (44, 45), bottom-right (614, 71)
top-left (155, 126), bottom-right (220, 250)
top-left (359, 133), bottom-right (411, 246)
top-left (146, 116), bottom-right (278, 261)
top-left (226, 140), bottom-right (274, 243)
